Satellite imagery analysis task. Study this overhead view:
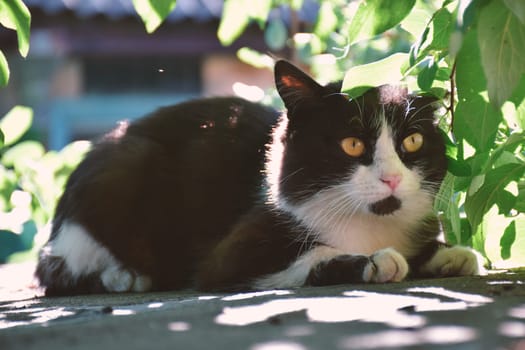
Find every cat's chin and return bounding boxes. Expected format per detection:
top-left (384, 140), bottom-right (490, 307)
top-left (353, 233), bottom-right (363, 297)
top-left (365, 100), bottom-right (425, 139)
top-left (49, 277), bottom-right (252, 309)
top-left (369, 196), bottom-right (402, 216)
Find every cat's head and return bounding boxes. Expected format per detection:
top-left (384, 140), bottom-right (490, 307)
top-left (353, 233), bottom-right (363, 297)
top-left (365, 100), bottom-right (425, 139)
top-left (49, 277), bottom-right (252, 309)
top-left (268, 60), bottom-right (447, 226)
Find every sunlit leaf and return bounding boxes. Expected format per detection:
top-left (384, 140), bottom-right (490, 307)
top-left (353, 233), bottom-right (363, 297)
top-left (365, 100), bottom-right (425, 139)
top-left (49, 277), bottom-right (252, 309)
top-left (435, 172), bottom-right (462, 244)
top-left (348, 0), bottom-right (416, 45)
top-left (0, 0), bottom-right (31, 57)
top-left (0, 50), bottom-right (9, 86)
top-left (486, 131), bottom-right (525, 170)
top-left (218, 0), bottom-right (250, 46)
top-left (314, 1), bottom-right (339, 39)
top-left (132, 0), bottom-right (177, 33)
top-left (400, 2), bottom-right (432, 39)
top-left (0, 105), bottom-right (33, 146)
top-left (248, 0), bottom-right (271, 26)
top-left (478, 0), bottom-right (525, 107)
top-left (504, 0), bottom-right (525, 24)
top-left (342, 53), bottom-right (409, 98)
top-left (465, 163), bottom-right (525, 233)
top-left (1, 140), bottom-right (45, 170)
top-left (237, 47), bottom-right (274, 69)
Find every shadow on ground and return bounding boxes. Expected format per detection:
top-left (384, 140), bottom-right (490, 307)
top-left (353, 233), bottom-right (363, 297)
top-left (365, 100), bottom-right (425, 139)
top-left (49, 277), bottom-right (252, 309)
top-left (0, 263), bottom-right (524, 350)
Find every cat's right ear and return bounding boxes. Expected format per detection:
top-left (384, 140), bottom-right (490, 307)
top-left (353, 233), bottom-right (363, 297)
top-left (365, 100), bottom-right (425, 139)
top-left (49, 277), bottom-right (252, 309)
top-left (274, 60), bottom-right (324, 111)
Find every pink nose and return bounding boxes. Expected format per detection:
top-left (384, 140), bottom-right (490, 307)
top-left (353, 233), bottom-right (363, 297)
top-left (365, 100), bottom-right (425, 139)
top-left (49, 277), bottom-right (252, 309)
top-left (381, 174), bottom-right (401, 190)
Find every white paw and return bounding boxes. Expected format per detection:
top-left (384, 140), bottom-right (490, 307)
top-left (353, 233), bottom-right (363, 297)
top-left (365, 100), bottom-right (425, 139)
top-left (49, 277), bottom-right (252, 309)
top-left (101, 266), bottom-right (152, 292)
top-left (420, 246), bottom-right (483, 277)
top-left (363, 248), bottom-right (409, 283)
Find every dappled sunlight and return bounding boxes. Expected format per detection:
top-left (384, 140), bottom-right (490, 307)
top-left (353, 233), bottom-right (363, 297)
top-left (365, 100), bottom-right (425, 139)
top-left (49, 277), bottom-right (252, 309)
top-left (222, 290), bottom-right (293, 301)
top-left (499, 322), bottom-right (525, 338)
top-left (111, 308), bottom-right (136, 316)
top-left (216, 287), bottom-right (496, 328)
top-left (509, 304), bottom-right (525, 319)
top-left (339, 326), bottom-right (478, 349)
top-left (406, 287), bottom-right (493, 304)
top-left (0, 306), bottom-right (74, 329)
top-left (167, 321), bottom-right (191, 332)
top-left (216, 292), bottom-right (432, 327)
top-left (147, 302), bottom-right (164, 309)
top-left (250, 340), bottom-right (307, 350)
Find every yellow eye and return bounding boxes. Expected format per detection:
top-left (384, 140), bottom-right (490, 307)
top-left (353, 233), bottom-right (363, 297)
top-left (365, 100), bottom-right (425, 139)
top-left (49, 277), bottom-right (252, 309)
top-left (341, 137), bottom-right (365, 157)
top-left (402, 132), bottom-right (424, 153)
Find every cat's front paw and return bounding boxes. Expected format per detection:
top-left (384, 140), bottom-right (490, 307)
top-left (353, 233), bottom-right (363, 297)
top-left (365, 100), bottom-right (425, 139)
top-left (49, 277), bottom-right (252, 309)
top-left (363, 248), bottom-right (409, 283)
top-left (420, 246), bottom-right (483, 277)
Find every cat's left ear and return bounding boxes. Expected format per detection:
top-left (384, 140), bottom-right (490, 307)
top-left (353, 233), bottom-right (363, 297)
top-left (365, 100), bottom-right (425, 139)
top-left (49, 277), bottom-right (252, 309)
top-left (274, 60), bottom-right (324, 111)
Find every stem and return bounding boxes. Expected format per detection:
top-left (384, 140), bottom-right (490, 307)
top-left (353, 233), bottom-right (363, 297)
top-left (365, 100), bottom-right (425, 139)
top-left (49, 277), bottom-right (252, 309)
top-left (449, 59), bottom-right (457, 136)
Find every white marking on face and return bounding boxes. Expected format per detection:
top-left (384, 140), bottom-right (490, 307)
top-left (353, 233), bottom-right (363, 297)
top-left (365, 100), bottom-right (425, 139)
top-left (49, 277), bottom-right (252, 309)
top-left (281, 120), bottom-right (434, 259)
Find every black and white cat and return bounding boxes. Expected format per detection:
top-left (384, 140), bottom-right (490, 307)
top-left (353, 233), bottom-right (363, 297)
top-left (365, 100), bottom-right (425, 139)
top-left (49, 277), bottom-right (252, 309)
top-left (36, 60), bottom-right (480, 295)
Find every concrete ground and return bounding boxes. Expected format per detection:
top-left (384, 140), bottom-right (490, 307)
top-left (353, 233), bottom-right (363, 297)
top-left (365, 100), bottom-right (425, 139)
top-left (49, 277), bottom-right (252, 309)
top-left (0, 263), bottom-right (524, 350)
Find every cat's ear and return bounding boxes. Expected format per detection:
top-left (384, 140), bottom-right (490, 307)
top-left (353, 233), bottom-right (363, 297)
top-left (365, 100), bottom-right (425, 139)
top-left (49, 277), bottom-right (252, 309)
top-left (274, 60), bottom-right (324, 111)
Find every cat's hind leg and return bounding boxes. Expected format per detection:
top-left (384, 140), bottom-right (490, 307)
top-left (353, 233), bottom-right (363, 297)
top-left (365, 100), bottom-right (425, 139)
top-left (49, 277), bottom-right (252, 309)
top-left (36, 221), bottom-right (152, 295)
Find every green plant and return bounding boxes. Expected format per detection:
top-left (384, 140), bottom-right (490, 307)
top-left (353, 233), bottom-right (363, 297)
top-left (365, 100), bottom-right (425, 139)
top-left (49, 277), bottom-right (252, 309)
top-left (0, 1), bottom-right (89, 262)
top-left (134, 0), bottom-right (525, 268)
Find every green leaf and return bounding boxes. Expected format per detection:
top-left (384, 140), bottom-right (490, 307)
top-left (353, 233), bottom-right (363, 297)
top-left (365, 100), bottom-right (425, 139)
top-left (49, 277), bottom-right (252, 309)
top-left (0, 105), bottom-right (33, 146)
top-left (417, 56), bottom-right (438, 91)
top-left (0, 0), bottom-right (31, 57)
top-left (217, 0), bottom-right (250, 46)
top-left (132, 0), bottom-right (177, 33)
top-left (454, 95), bottom-right (502, 152)
top-left (485, 131), bottom-right (525, 170)
top-left (0, 128), bottom-right (4, 148)
top-left (400, 2), bottom-right (432, 39)
top-left (500, 220), bottom-right (516, 260)
top-left (237, 47), bottom-right (274, 69)
top-left (427, 7), bottom-right (453, 52)
top-left (1, 140), bottom-right (45, 169)
top-left (248, 0), bottom-right (272, 26)
top-left (456, 28), bottom-right (485, 98)
top-left (314, 1), bottom-right (339, 39)
top-left (342, 53), bottom-right (409, 98)
top-left (435, 172), bottom-right (462, 244)
top-left (478, 0), bottom-right (525, 107)
top-left (504, 0), bottom-right (525, 24)
top-left (455, 28), bottom-right (502, 152)
top-left (348, 0), bottom-right (416, 45)
top-left (465, 163), bottom-right (525, 233)
top-left (0, 50), bottom-right (9, 86)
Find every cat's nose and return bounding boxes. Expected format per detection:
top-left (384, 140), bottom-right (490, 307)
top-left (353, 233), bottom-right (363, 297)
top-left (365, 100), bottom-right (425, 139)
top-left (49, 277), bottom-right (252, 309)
top-left (381, 174), bottom-right (401, 191)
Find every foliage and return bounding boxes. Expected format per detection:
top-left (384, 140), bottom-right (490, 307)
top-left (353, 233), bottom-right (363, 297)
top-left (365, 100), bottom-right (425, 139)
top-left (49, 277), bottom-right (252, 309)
top-left (0, 1), bottom-right (89, 262)
top-left (133, 0), bottom-right (525, 268)
top-left (0, 0), bottom-right (30, 87)
top-left (0, 106), bottom-right (90, 262)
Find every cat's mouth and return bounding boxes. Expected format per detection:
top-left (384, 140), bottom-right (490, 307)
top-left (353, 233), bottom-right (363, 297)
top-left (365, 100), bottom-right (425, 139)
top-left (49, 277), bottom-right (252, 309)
top-left (369, 196), bottom-right (402, 216)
